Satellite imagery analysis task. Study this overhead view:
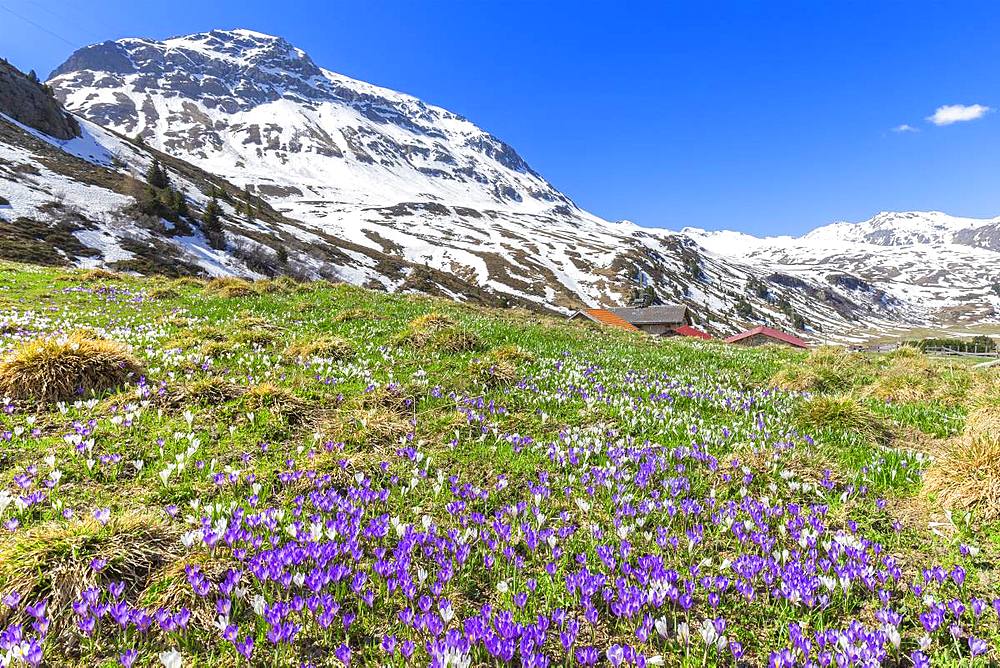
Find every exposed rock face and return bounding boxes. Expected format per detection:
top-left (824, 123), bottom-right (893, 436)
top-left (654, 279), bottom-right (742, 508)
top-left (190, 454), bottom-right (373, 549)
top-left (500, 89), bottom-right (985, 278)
top-left (0, 60), bottom-right (79, 139)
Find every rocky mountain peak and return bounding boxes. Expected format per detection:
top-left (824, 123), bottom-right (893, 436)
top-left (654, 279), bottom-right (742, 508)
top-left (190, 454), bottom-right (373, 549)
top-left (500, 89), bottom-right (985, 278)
top-left (47, 29), bottom-right (571, 212)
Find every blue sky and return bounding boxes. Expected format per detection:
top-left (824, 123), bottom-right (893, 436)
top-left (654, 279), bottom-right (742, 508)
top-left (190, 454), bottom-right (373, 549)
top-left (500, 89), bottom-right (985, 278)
top-left (2, 0), bottom-right (998, 236)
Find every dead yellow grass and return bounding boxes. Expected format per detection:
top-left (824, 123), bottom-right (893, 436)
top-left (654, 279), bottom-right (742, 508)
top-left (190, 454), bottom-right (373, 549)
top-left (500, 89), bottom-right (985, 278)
top-left (0, 514), bottom-right (181, 647)
top-left (863, 354), bottom-right (970, 405)
top-left (771, 346), bottom-right (873, 393)
top-left (285, 335), bottom-right (354, 360)
top-left (396, 313), bottom-right (483, 353)
top-left (78, 268), bottom-right (122, 282)
top-left (332, 308), bottom-right (378, 323)
top-left (341, 406), bottom-right (411, 445)
top-left (794, 394), bottom-right (887, 444)
top-left (400, 312), bottom-right (455, 345)
top-left (149, 286), bottom-right (180, 300)
top-left (205, 277), bottom-right (258, 298)
top-left (965, 405), bottom-right (1000, 442)
top-left (171, 276), bottom-right (206, 288)
top-left (0, 331), bottom-right (144, 402)
top-left (255, 275), bottom-right (300, 294)
top-left (470, 345), bottom-right (535, 386)
top-left (200, 340), bottom-right (240, 358)
top-left (233, 328), bottom-right (278, 347)
top-left (194, 325), bottom-right (228, 342)
top-left (317, 385), bottom-right (415, 446)
top-left (924, 434), bottom-right (1000, 522)
top-left (182, 376), bottom-right (245, 403)
top-left (969, 369), bottom-right (1000, 406)
top-left (244, 382), bottom-right (306, 422)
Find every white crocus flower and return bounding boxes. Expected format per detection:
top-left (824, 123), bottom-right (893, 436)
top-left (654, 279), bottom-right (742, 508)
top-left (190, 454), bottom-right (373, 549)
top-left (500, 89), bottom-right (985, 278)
top-left (159, 649), bottom-right (182, 668)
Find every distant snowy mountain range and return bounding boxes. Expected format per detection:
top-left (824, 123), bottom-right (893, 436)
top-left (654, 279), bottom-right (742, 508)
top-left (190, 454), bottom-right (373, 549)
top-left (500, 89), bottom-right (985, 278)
top-left (0, 28), bottom-right (996, 341)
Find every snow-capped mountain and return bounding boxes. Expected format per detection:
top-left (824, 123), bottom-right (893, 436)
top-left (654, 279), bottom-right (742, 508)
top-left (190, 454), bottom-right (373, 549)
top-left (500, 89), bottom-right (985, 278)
top-left (685, 210), bottom-right (1000, 329)
top-left (0, 58), bottom-right (534, 306)
top-left (1, 28), bottom-right (993, 341)
top-left (47, 29), bottom-right (572, 214)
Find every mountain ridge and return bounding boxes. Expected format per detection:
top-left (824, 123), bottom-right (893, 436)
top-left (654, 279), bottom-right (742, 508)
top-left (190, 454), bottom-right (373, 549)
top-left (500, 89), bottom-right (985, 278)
top-left (0, 28), bottom-right (994, 341)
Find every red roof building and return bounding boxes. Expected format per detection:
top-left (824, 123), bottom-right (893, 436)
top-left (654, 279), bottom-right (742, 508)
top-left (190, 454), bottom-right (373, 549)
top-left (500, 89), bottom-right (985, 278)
top-left (671, 325), bottom-right (712, 340)
top-left (724, 326), bottom-right (809, 349)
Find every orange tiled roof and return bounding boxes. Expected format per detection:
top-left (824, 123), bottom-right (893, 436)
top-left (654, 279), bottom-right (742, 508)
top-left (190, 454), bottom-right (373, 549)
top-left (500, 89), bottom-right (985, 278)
top-left (584, 309), bottom-right (640, 332)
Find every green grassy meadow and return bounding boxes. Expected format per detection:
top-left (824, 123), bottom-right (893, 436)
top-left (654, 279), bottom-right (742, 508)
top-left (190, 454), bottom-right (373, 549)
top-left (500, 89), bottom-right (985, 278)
top-left (0, 261), bottom-right (997, 667)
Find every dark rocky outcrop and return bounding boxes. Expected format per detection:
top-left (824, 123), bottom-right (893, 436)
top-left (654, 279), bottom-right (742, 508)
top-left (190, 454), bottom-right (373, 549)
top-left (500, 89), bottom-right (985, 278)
top-left (0, 60), bottom-right (79, 139)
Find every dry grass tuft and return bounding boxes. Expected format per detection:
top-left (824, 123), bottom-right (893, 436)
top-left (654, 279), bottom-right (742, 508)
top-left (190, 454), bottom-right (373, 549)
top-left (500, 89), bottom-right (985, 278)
top-left (206, 277), bottom-right (258, 298)
top-left (200, 340), bottom-right (240, 358)
top-left (343, 406), bottom-right (412, 445)
top-left (396, 312), bottom-right (483, 353)
top-left (772, 346), bottom-right (873, 394)
top-left (429, 327), bottom-right (484, 353)
top-left (285, 335), bottom-right (355, 360)
top-left (234, 328), bottom-right (279, 347)
top-left (470, 345), bottom-right (535, 386)
top-left (171, 276), bottom-right (206, 288)
top-left (182, 376), bottom-right (245, 403)
top-left (396, 312), bottom-right (454, 345)
top-left (886, 345), bottom-right (922, 360)
top-left (965, 405), bottom-right (1000, 442)
top-left (193, 325), bottom-right (228, 342)
top-left (924, 434), bottom-right (1000, 522)
top-left (863, 354), bottom-right (970, 405)
top-left (255, 275), bottom-right (300, 294)
top-left (794, 394), bottom-right (887, 444)
top-left (0, 331), bottom-right (144, 402)
top-left (0, 514), bottom-right (181, 647)
top-left (149, 286), bottom-right (180, 300)
top-left (317, 385), bottom-right (415, 446)
top-left (969, 369), bottom-right (1000, 407)
top-left (79, 268), bottom-right (122, 282)
top-left (244, 382), bottom-right (306, 422)
top-left (408, 312), bottom-right (455, 332)
top-left (236, 313), bottom-right (281, 331)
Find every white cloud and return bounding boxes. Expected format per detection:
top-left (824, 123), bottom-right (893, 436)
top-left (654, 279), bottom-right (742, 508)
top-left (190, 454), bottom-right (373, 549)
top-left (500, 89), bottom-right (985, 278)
top-left (891, 124), bottom-right (918, 133)
top-left (926, 104), bottom-right (990, 126)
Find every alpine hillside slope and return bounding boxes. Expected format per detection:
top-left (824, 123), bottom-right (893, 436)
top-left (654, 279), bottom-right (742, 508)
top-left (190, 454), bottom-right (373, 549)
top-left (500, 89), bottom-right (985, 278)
top-left (0, 58), bottom-right (542, 308)
top-left (41, 29), bottom-right (952, 340)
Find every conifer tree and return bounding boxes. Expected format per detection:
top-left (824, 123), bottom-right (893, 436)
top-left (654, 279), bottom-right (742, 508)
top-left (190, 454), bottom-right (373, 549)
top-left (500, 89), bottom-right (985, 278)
top-left (202, 197), bottom-right (225, 249)
top-left (276, 244), bottom-right (288, 266)
top-left (171, 189), bottom-right (189, 217)
top-left (146, 160), bottom-right (169, 189)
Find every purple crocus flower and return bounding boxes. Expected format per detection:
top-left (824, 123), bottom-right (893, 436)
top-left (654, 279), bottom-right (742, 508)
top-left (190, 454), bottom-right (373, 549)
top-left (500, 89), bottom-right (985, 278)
top-left (120, 649), bottom-right (138, 668)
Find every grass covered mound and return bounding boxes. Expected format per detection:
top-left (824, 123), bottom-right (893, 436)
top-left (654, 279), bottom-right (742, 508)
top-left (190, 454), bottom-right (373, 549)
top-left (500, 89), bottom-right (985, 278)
top-left (0, 260), bottom-right (998, 666)
top-left (924, 370), bottom-right (1000, 520)
top-left (0, 330), bottom-right (144, 402)
top-left (0, 513), bottom-right (180, 648)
